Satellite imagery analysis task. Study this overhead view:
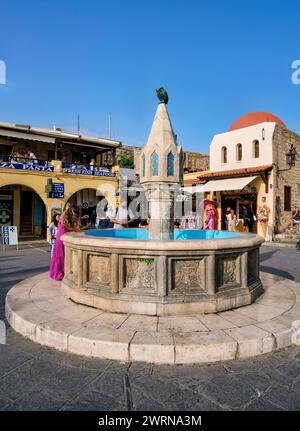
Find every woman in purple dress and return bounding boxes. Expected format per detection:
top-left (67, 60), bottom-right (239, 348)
top-left (49, 205), bottom-right (81, 281)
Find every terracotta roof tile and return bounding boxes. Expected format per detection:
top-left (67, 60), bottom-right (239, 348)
top-left (197, 165), bottom-right (273, 180)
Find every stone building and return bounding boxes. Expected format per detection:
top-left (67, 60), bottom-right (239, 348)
top-left (192, 112), bottom-right (300, 238)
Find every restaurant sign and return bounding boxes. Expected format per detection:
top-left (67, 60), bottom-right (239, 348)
top-left (0, 162), bottom-right (53, 172)
top-left (64, 168), bottom-right (115, 177)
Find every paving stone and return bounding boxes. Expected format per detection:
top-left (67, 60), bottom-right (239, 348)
top-left (131, 375), bottom-right (183, 406)
top-left (132, 396), bottom-right (166, 411)
top-left (274, 358), bottom-right (300, 380)
top-left (68, 327), bottom-right (135, 361)
top-left (60, 390), bottom-right (124, 411)
top-left (217, 310), bottom-right (257, 327)
top-left (198, 314), bottom-right (235, 330)
top-left (174, 330), bottom-right (237, 364)
top-left (264, 386), bottom-right (300, 410)
top-left (83, 312), bottom-right (128, 329)
top-left (195, 375), bottom-right (256, 409)
top-left (224, 325), bottom-right (275, 358)
top-left (9, 389), bottom-right (67, 411)
top-left (118, 315), bottom-right (158, 332)
top-left (88, 369), bottom-right (126, 401)
top-left (256, 320), bottom-right (294, 349)
top-left (0, 396), bottom-right (15, 411)
top-left (0, 344), bottom-right (34, 377)
top-left (129, 331), bottom-right (175, 364)
top-left (37, 347), bottom-right (110, 371)
top-left (158, 316), bottom-right (208, 333)
top-left (36, 319), bottom-right (84, 351)
top-left (232, 370), bottom-right (279, 393)
top-left (243, 397), bottom-right (285, 411)
top-left (233, 303), bottom-right (283, 321)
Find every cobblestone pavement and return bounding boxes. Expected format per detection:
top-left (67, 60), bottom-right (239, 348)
top-left (0, 244), bottom-right (300, 411)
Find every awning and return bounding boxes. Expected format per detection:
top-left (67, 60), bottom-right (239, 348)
top-left (203, 176), bottom-right (257, 192)
top-left (0, 129), bottom-right (55, 143)
top-left (181, 185), bottom-right (205, 194)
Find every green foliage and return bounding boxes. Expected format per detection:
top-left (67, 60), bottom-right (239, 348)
top-left (137, 258), bottom-right (154, 265)
top-left (117, 154), bottom-right (134, 169)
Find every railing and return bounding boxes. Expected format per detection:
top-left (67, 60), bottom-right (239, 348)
top-left (0, 155), bottom-right (52, 167)
top-left (62, 162), bottom-right (116, 177)
top-left (0, 155), bottom-right (116, 177)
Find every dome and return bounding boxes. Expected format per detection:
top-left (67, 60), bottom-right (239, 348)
top-left (229, 112), bottom-right (286, 131)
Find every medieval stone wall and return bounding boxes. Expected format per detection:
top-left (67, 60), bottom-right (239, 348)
top-left (272, 125), bottom-right (300, 231)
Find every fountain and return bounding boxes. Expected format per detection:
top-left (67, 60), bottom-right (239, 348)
top-left (8, 90), bottom-right (300, 365)
top-left (61, 89), bottom-right (264, 315)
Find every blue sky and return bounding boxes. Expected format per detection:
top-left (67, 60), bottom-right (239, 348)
top-left (0, 0), bottom-right (299, 153)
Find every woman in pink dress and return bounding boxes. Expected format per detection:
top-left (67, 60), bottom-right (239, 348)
top-left (49, 205), bottom-right (81, 281)
top-left (204, 200), bottom-right (218, 230)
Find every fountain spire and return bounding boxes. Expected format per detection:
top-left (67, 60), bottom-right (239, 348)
top-left (140, 88), bottom-right (183, 240)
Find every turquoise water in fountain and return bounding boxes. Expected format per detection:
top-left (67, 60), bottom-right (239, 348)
top-left (85, 229), bottom-right (240, 240)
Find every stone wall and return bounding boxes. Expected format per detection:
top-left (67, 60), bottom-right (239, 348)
top-left (272, 125), bottom-right (300, 232)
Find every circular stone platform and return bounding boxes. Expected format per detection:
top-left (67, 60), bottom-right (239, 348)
top-left (5, 272), bottom-right (300, 364)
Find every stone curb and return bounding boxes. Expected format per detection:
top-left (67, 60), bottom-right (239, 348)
top-left (5, 272), bottom-right (300, 364)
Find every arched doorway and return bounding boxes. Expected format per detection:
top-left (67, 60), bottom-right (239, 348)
top-left (66, 188), bottom-right (104, 227)
top-left (0, 184), bottom-right (47, 239)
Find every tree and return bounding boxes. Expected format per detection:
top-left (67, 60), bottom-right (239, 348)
top-left (117, 154), bottom-right (134, 169)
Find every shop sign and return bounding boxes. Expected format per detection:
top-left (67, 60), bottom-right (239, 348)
top-left (0, 162), bottom-right (53, 172)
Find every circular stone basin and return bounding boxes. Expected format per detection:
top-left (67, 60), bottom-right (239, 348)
top-left (85, 228), bottom-right (240, 240)
top-left (62, 229), bottom-right (264, 316)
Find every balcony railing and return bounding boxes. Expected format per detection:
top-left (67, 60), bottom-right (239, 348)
top-left (62, 162), bottom-right (116, 177)
top-left (0, 155), bottom-right (54, 172)
top-left (0, 155), bottom-right (116, 177)
top-left (0, 155), bottom-right (52, 167)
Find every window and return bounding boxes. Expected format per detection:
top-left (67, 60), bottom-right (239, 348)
top-left (253, 140), bottom-right (259, 158)
top-left (151, 151), bottom-right (159, 176)
top-left (284, 186), bottom-right (291, 211)
top-left (167, 151), bottom-right (174, 176)
top-left (236, 143), bottom-right (242, 161)
top-left (221, 146), bottom-right (227, 163)
top-left (142, 154), bottom-right (146, 177)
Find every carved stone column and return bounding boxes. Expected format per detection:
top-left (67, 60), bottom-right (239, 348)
top-left (206, 254), bottom-right (216, 295)
top-left (156, 255), bottom-right (168, 296)
top-left (110, 253), bottom-right (119, 293)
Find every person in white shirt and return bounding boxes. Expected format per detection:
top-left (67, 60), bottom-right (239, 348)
top-left (95, 197), bottom-right (115, 229)
top-left (109, 199), bottom-right (135, 229)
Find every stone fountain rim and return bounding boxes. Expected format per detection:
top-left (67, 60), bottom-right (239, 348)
top-left (62, 231), bottom-right (264, 251)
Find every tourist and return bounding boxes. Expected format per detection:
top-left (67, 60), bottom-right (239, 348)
top-left (204, 203), bottom-right (217, 230)
top-left (90, 158), bottom-right (95, 171)
top-left (242, 206), bottom-right (254, 233)
top-left (48, 213), bottom-right (61, 258)
top-left (226, 209), bottom-right (236, 232)
top-left (95, 197), bottom-right (114, 229)
top-left (257, 201), bottom-right (270, 238)
top-left (290, 206), bottom-right (300, 227)
top-left (27, 150), bottom-right (37, 164)
top-left (224, 207), bottom-right (231, 230)
top-left (109, 199), bottom-right (135, 229)
top-left (49, 205), bottom-right (81, 281)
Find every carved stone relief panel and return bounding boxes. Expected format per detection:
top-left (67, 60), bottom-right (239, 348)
top-left (216, 255), bottom-right (240, 290)
top-left (87, 254), bottom-right (111, 288)
top-left (123, 258), bottom-right (155, 291)
top-left (171, 259), bottom-right (203, 292)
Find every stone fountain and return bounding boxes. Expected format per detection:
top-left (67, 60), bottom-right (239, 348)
top-left (61, 89), bottom-right (264, 315)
